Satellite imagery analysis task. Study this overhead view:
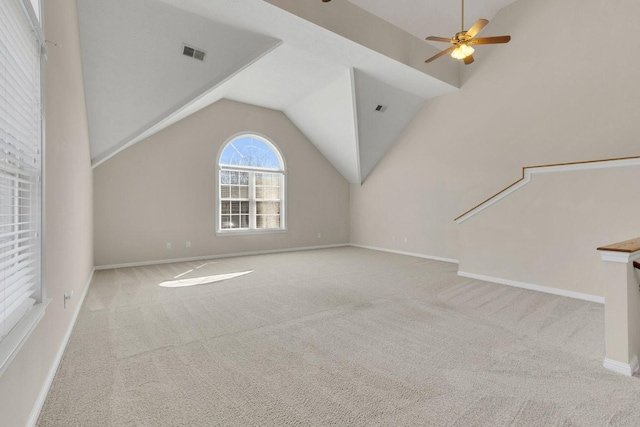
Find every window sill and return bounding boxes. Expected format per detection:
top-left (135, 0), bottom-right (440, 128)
top-left (0, 299), bottom-right (51, 378)
top-left (216, 228), bottom-right (288, 237)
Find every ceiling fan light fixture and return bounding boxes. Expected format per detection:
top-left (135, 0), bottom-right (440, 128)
top-left (450, 43), bottom-right (474, 59)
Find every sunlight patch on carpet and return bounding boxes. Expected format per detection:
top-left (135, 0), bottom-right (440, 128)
top-left (159, 270), bottom-right (254, 288)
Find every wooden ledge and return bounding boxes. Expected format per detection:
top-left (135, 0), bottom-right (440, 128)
top-left (597, 238), bottom-right (640, 254)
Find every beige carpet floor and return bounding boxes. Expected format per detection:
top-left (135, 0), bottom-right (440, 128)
top-left (37, 247), bottom-right (640, 426)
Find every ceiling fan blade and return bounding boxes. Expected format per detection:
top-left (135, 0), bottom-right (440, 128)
top-left (426, 36), bottom-right (453, 43)
top-left (463, 55), bottom-right (475, 65)
top-left (425, 46), bottom-right (456, 63)
top-left (470, 35), bottom-right (511, 45)
top-left (466, 19), bottom-right (489, 38)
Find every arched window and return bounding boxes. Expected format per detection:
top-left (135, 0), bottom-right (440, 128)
top-left (217, 134), bottom-right (286, 233)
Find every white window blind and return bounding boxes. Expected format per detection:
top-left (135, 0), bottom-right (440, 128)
top-left (0, 0), bottom-right (42, 343)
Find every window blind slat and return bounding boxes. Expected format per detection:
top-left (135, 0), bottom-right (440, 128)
top-left (0, 129), bottom-right (40, 159)
top-left (0, 288), bottom-right (35, 324)
top-left (0, 245), bottom-right (34, 270)
top-left (0, 141), bottom-right (39, 165)
top-left (0, 228), bottom-right (36, 241)
top-left (0, 236), bottom-right (34, 251)
top-left (1, 257), bottom-right (33, 280)
top-left (0, 298), bottom-right (35, 340)
top-left (1, 273), bottom-right (35, 306)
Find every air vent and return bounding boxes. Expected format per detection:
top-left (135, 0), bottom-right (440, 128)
top-left (375, 105), bottom-right (387, 113)
top-left (182, 44), bottom-right (206, 61)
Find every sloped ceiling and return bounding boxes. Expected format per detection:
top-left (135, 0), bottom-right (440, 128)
top-left (78, 0), bottom-right (466, 182)
top-left (353, 70), bottom-right (427, 181)
top-left (285, 70), bottom-right (359, 183)
top-left (77, 0), bottom-right (280, 165)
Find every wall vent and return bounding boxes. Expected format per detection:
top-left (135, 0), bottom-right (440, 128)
top-left (375, 105), bottom-right (387, 113)
top-left (182, 44), bottom-right (206, 61)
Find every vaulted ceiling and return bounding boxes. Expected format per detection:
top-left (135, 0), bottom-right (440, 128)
top-left (78, 0), bottom-right (515, 183)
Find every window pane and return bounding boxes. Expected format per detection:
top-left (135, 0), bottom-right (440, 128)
top-left (256, 215), bottom-right (280, 229)
top-left (240, 215), bottom-right (249, 228)
top-left (241, 202), bottom-right (249, 214)
top-left (257, 201), bottom-right (280, 215)
top-left (255, 172), bottom-right (282, 201)
top-left (265, 215), bottom-right (280, 229)
top-left (239, 172), bottom-right (249, 185)
top-left (221, 185), bottom-right (230, 198)
top-left (231, 201), bottom-right (240, 214)
top-left (221, 215), bottom-right (232, 229)
top-left (221, 201), bottom-right (231, 214)
top-left (239, 186), bottom-right (249, 199)
top-left (231, 186), bottom-right (239, 198)
top-left (232, 215), bottom-right (240, 228)
top-left (263, 187), bottom-right (280, 199)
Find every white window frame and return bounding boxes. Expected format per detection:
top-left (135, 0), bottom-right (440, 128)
top-left (0, 0), bottom-right (48, 377)
top-left (216, 133), bottom-right (287, 236)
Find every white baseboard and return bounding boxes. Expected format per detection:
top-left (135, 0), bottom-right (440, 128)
top-left (457, 271), bottom-right (604, 304)
top-left (350, 244), bottom-right (459, 264)
top-left (27, 268), bottom-right (96, 427)
top-left (95, 244), bottom-right (350, 270)
top-left (603, 355), bottom-right (639, 377)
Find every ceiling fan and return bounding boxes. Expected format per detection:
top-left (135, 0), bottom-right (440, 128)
top-left (425, 0), bottom-right (510, 65)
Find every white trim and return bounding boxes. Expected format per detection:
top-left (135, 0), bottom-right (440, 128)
top-left (599, 250), bottom-right (640, 264)
top-left (456, 157), bottom-right (640, 223)
top-left (349, 67), bottom-right (362, 184)
top-left (457, 271), bottom-right (605, 304)
top-left (603, 355), bottom-right (639, 377)
top-left (95, 244), bottom-right (349, 270)
top-left (26, 268), bottom-right (95, 427)
top-left (217, 228), bottom-right (288, 237)
top-left (350, 244), bottom-right (459, 264)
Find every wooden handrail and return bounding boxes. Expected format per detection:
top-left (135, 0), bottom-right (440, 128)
top-left (597, 238), bottom-right (640, 254)
top-left (455, 155), bottom-right (640, 223)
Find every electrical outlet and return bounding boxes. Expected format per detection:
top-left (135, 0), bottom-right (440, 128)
top-left (166, 242), bottom-right (172, 249)
top-left (64, 290), bottom-right (73, 308)
top-left (186, 241), bottom-right (191, 248)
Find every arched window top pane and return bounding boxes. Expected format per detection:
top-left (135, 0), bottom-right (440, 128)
top-left (219, 135), bottom-right (282, 170)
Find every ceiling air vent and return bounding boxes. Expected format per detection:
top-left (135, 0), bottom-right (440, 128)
top-left (182, 44), bottom-right (206, 61)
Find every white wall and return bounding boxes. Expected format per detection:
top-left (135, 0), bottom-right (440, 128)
top-left (94, 99), bottom-right (350, 267)
top-left (350, 0), bottom-right (640, 290)
top-left (0, 0), bottom-right (94, 424)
